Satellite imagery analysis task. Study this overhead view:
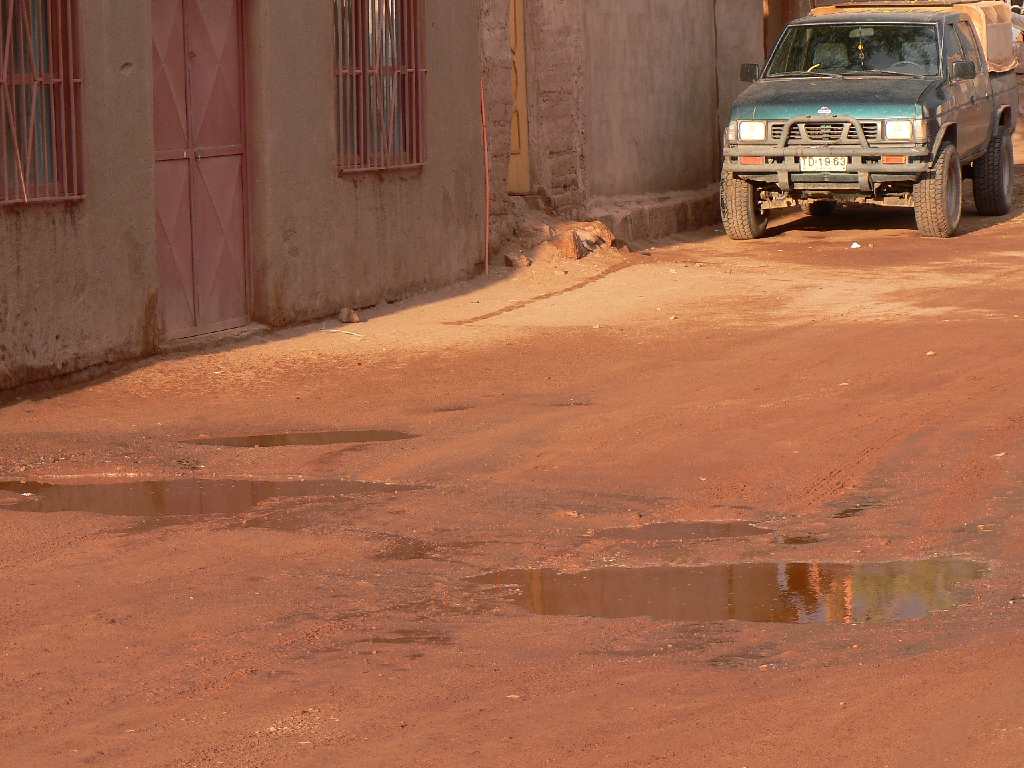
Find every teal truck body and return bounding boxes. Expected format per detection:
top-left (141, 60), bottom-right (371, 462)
top-left (721, 4), bottom-right (1019, 238)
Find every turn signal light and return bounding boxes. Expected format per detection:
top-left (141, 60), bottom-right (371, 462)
top-left (881, 156), bottom-right (908, 165)
top-left (739, 156), bottom-right (766, 165)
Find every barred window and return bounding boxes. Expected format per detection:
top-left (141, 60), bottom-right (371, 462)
top-left (335, 0), bottom-right (425, 173)
top-left (1, 0), bottom-right (82, 205)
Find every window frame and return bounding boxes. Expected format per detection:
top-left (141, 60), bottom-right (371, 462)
top-left (1, 0), bottom-right (83, 207)
top-left (334, 0), bottom-right (427, 175)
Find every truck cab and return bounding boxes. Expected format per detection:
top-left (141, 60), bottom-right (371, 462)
top-left (721, 1), bottom-right (1018, 239)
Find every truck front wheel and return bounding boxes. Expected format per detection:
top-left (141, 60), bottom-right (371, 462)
top-left (721, 173), bottom-right (768, 240)
top-left (972, 130), bottom-right (1013, 216)
top-left (913, 142), bottom-right (962, 238)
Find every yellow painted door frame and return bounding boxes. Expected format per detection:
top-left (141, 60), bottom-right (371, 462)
top-left (507, 0), bottom-right (531, 194)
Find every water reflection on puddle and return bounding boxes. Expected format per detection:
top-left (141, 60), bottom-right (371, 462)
top-left (473, 560), bottom-right (986, 624)
top-left (188, 430), bottom-right (415, 448)
top-left (592, 521), bottom-right (771, 542)
top-left (0, 478), bottom-right (417, 532)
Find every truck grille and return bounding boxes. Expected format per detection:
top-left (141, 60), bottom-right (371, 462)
top-left (769, 121), bottom-right (881, 144)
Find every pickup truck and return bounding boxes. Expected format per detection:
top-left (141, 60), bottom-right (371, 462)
top-left (721, 2), bottom-right (1019, 239)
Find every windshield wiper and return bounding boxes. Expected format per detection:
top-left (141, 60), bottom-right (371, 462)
top-left (846, 70), bottom-right (923, 78)
top-left (770, 71), bottom-right (841, 78)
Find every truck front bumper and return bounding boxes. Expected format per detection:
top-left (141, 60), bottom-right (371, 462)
top-left (723, 144), bottom-right (931, 193)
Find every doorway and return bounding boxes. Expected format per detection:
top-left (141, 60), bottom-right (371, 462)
top-left (152, 0), bottom-right (248, 340)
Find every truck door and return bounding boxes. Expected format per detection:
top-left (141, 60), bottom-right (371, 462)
top-left (955, 20), bottom-right (992, 157)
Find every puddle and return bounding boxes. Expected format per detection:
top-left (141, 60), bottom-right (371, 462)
top-left (188, 430), bottom-right (415, 448)
top-left (591, 521), bottom-right (771, 542)
top-left (0, 478), bottom-right (419, 532)
top-left (473, 559), bottom-right (985, 624)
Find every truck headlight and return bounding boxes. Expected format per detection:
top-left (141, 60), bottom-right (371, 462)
top-left (738, 120), bottom-right (767, 142)
top-left (884, 119), bottom-right (914, 141)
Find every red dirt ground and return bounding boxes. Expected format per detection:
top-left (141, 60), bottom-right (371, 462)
top-left (2, 147), bottom-right (1024, 767)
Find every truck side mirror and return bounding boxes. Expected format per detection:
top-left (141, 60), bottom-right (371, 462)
top-left (951, 60), bottom-right (977, 80)
top-left (740, 63), bottom-right (760, 82)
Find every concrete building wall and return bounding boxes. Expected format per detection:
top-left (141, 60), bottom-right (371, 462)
top-left (246, 0), bottom-right (486, 326)
top-left (0, 1), bottom-right (158, 390)
top-left (583, 0), bottom-right (721, 198)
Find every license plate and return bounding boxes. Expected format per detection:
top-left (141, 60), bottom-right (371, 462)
top-left (800, 156), bottom-right (848, 172)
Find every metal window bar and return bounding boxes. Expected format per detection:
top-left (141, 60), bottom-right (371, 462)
top-left (1, 0), bottom-right (82, 206)
top-left (336, 0), bottom-right (425, 173)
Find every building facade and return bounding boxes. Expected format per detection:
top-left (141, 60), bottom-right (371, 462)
top-left (480, 0), bottom-right (766, 248)
top-left (1, 0), bottom-right (485, 389)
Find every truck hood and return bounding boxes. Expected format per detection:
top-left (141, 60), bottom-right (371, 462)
top-left (731, 77), bottom-right (934, 121)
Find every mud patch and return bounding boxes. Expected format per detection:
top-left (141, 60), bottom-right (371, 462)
top-left (592, 521), bottom-right (770, 542)
top-left (783, 535), bottom-right (822, 545)
top-left (375, 537), bottom-right (439, 561)
top-left (363, 629), bottom-right (452, 646)
top-left (373, 535), bottom-right (486, 562)
top-left (473, 559), bottom-right (985, 624)
top-left (0, 478), bottom-right (420, 532)
top-left (832, 497), bottom-right (885, 519)
top-left (708, 643), bottom-right (779, 669)
top-left (188, 430), bottom-right (415, 447)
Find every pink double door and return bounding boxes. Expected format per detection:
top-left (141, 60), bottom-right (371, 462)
top-left (152, 0), bottom-right (247, 339)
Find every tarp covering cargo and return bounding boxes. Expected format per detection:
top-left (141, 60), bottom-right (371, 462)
top-left (811, 0), bottom-right (1019, 73)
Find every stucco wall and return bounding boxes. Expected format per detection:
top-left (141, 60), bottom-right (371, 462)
top-left (717, 0), bottom-right (768, 134)
top-left (0, 1), bottom-right (158, 390)
top-left (246, 0), bottom-right (486, 326)
top-left (525, 0), bottom-right (586, 212)
top-left (583, 0), bottom-right (720, 198)
top-left (480, 0), bottom-right (517, 253)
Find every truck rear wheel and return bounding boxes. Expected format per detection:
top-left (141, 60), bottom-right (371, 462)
top-left (913, 142), bottom-right (962, 238)
top-left (721, 173), bottom-right (768, 240)
top-left (973, 130), bottom-right (1013, 216)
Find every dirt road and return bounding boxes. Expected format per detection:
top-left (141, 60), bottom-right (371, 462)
top-left (3, 157), bottom-right (1024, 766)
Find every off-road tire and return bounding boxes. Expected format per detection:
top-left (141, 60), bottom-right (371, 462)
top-left (973, 130), bottom-right (1013, 216)
top-left (914, 142), bottom-right (962, 238)
top-left (801, 200), bottom-right (837, 217)
top-left (721, 173), bottom-right (768, 240)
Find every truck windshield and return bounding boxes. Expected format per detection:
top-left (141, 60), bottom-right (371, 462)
top-left (766, 23), bottom-right (940, 77)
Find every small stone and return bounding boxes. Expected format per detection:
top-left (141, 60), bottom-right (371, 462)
top-left (339, 308), bottom-right (361, 324)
